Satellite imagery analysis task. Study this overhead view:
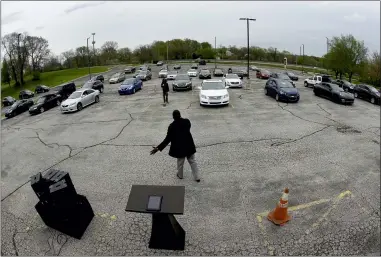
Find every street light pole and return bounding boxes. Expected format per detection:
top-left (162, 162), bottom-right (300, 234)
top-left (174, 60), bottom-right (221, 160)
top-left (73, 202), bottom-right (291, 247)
top-left (166, 42), bottom-right (169, 64)
top-left (240, 17), bottom-right (256, 79)
top-left (87, 37), bottom-right (91, 80)
top-left (301, 44), bottom-right (305, 74)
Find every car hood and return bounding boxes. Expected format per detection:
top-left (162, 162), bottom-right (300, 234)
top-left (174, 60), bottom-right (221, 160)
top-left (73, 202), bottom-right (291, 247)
top-left (188, 71), bottom-right (197, 73)
top-left (109, 77), bottom-right (118, 80)
top-left (225, 79), bottom-right (241, 83)
top-left (159, 71), bottom-right (168, 74)
top-left (200, 89), bottom-right (228, 97)
top-left (339, 91), bottom-right (355, 99)
top-left (120, 83), bottom-right (134, 89)
top-left (30, 103), bottom-right (42, 109)
top-left (62, 98), bottom-right (80, 106)
top-left (167, 74), bottom-right (177, 77)
top-left (279, 87), bottom-right (298, 94)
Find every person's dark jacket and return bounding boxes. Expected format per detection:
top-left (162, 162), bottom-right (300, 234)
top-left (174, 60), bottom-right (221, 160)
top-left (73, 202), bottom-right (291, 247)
top-left (157, 118), bottom-right (196, 158)
top-left (161, 80), bottom-right (169, 93)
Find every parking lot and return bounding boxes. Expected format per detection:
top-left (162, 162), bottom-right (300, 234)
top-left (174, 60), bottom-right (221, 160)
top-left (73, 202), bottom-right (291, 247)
top-left (1, 64), bottom-right (380, 255)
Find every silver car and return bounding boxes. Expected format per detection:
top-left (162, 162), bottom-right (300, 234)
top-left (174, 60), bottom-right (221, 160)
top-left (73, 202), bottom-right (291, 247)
top-left (109, 73), bottom-right (125, 84)
top-left (158, 69), bottom-right (168, 78)
top-left (60, 89), bottom-right (100, 113)
top-left (166, 71), bottom-right (178, 80)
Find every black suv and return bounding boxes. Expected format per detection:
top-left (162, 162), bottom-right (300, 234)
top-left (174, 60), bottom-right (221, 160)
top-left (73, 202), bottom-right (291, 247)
top-left (199, 59), bottom-right (206, 65)
top-left (82, 80), bottom-right (104, 93)
top-left (91, 75), bottom-right (104, 82)
top-left (199, 69), bottom-right (212, 79)
top-left (55, 82), bottom-right (76, 100)
top-left (191, 63), bottom-right (199, 70)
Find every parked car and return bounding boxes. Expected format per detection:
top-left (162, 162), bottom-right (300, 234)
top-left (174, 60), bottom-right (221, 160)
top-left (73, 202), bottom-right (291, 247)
top-left (2, 96), bottom-right (16, 106)
top-left (19, 90), bottom-right (35, 100)
top-left (118, 78), bottom-right (143, 95)
top-left (250, 66), bottom-right (260, 72)
top-left (256, 69), bottom-right (270, 79)
top-left (136, 70), bottom-right (152, 81)
top-left (270, 73), bottom-right (295, 87)
top-left (353, 84), bottom-right (380, 105)
top-left (173, 64), bottom-right (181, 70)
top-left (139, 65), bottom-right (151, 71)
top-left (124, 66), bottom-right (136, 74)
top-left (313, 83), bottom-right (354, 105)
top-left (191, 63), bottom-right (199, 70)
top-left (187, 69), bottom-right (198, 77)
top-left (55, 82), bottom-right (76, 100)
top-left (172, 74), bottom-right (192, 91)
top-left (332, 79), bottom-right (354, 93)
top-left (265, 79), bottom-right (299, 103)
top-left (213, 68), bottom-right (224, 77)
top-left (228, 68), bottom-right (244, 79)
top-left (199, 69), bottom-right (212, 79)
top-left (60, 89), bottom-right (100, 113)
top-left (224, 74), bottom-right (243, 88)
top-left (198, 80), bottom-right (229, 106)
top-left (156, 61), bottom-right (164, 66)
top-left (158, 69), bottom-right (168, 78)
top-left (35, 85), bottom-right (50, 94)
top-left (5, 99), bottom-right (34, 118)
top-left (90, 74), bottom-right (105, 82)
top-left (109, 73), bottom-right (125, 84)
top-left (304, 74), bottom-right (332, 88)
top-left (167, 71), bottom-right (178, 80)
top-left (199, 59), bottom-right (206, 65)
top-left (82, 80), bottom-right (104, 93)
top-left (283, 71), bottom-right (299, 81)
top-left (29, 93), bottom-right (62, 115)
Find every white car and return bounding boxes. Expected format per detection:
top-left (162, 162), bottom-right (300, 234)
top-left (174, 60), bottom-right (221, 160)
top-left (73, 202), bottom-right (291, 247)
top-left (60, 89), bottom-right (100, 113)
top-left (109, 73), bottom-right (125, 84)
top-left (224, 74), bottom-right (243, 88)
top-left (304, 75), bottom-right (322, 88)
top-left (187, 69), bottom-right (198, 77)
top-left (167, 71), bottom-right (178, 80)
top-left (159, 69), bottom-right (168, 78)
top-left (198, 80), bottom-right (229, 106)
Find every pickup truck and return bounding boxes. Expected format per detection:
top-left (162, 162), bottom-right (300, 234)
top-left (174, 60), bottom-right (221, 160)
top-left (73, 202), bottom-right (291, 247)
top-left (304, 74), bottom-right (332, 88)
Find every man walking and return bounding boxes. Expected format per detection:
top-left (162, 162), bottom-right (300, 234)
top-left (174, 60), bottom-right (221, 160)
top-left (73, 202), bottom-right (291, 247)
top-left (161, 78), bottom-right (169, 105)
top-left (150, 110), bottom-right (200, 182)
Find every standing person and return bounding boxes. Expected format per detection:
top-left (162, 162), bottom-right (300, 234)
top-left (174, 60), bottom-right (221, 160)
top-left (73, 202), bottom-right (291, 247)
top-left (161, 78), bottom-right (169, 104)
top-left (150, 110), bottom-right (201, 182)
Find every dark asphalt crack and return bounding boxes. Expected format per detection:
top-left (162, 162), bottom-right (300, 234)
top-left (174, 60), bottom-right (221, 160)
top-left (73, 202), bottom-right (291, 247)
top-left (34, 132), bottom-right (74, 157)
top-left (271, 125), bottom-right (331, 146)
top-left (197, 138), bottom-right (289, 148)
top-left (277, 102), bottom-right (332, 126)
top-left (317, 103), bottom-right (332, 116)
top-left (12, 231), bottom-right (19, 256)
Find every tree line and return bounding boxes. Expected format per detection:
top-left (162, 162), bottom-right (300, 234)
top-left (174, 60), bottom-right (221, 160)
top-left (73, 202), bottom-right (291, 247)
top-left (1, 31), bottom-right (380, 88)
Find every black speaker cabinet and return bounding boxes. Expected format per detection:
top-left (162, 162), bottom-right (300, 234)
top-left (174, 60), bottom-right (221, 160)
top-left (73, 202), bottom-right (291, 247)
top-left (30, 172), bottom-right (49, 200)
top-left (35, 194), bottom-right (94, 239)
top-left (48, 179), bottom-right (77, 204)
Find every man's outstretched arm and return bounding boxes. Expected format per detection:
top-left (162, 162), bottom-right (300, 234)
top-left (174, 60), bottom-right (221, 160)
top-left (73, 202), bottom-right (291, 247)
top-left (150, 125), bottom-right (171, 155)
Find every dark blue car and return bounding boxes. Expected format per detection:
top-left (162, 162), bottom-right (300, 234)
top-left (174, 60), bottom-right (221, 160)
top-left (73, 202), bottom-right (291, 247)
top-left (264, 78), bottom-right (300, 102)
top-left (118, 78), bottom-right (143, 95)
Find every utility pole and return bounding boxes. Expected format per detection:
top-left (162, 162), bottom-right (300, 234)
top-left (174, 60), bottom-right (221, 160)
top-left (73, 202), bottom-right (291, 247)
top-left (87, 37), bottom-right (91, 80)
top-left (240, 17), bottom-right (256, 79)
top-left (91, 33), bottom-right (95, 66)
top-left (214, 36), bottom-right (217, 69)
top-left (166, 42), bottom-right (169, 64)
top-left (325, 37), bottom-right (330, 73)
top-left (301, 44), bottom-right (305, 74)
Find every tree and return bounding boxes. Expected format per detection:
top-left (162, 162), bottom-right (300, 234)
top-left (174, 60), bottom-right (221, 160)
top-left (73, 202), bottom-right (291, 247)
top-left (101, 41), bottom-right (118, 63)
top-left (117, 47), bottom-right (132, 63)
top-left (1, 58), bottom-right (11, 86)
top-left (62, 50), bottom-right (75, 68)
top-left (26, 36), bottom-right (50, 72)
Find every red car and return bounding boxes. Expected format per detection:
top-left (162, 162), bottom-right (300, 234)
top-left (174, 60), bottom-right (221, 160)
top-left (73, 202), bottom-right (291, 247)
top-left (256, 70), bottom-right (270, 79)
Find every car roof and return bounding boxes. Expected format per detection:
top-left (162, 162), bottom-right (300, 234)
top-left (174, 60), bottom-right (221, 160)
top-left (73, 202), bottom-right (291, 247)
top-left (203, 79), bottom-right (223, 83)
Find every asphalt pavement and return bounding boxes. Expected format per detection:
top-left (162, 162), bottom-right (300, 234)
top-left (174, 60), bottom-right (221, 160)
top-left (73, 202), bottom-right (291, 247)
top-left (1, 63), bottom-right (380, 255)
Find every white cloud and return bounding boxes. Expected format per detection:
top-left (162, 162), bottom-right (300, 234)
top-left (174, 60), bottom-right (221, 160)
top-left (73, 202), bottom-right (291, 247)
top-left (343, 13), bottom-right (367, 23)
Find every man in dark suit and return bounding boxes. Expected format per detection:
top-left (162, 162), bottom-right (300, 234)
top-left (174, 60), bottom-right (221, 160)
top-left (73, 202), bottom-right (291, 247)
top-left (150, 110), bottom-right (201, 182)
top-left (161, 78), bottom-right (169, 104)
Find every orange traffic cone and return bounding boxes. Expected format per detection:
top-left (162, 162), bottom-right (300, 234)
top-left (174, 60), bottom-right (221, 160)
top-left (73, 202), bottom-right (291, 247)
top-left (267, 188), bottom-right (291, 225)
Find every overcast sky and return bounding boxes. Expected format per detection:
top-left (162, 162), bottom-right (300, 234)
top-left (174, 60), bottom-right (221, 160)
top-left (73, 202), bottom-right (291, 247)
top-left (2, 1), bottom-right (380, 57)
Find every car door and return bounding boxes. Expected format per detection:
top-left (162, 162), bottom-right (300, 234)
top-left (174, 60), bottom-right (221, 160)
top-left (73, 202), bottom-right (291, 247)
top-left (269, 80), bottom-right (277, 96)
top-left (362, 86), bottom-right (372, 100)
top-left (81, 91), bottom-right (89, 106)
top-left (322, 83), bottom-right (332, 98)
top-left (85, 90), bottom-right (94, 105)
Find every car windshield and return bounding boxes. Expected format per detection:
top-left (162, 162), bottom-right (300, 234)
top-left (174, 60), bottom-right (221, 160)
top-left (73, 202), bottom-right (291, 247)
top-left (287, 72), bottom-right (295, 76)
top-left (68, 92), bottom-right (82, 99)
top-left (176, 75), bottom-right (189, 80)
top-left (226, 74), bottom-right (239, 79)
top-left (278, 74), bottom-right (290, 80)
top-left (188, 69), bottom-right (196, 72)
top-left (202, 82), bottom-right (225, 90)
top-left (201, 70), bottom-right (210, 73)
top-left (83, 82), bottom-right (92, 88)
top-left (123, 78), bottom-right (135, 84)
top-left (168, 72), bottom-right (177, 75)
top-left (278, 81), bottom-right (294, 88)
top-left (11, 102), bottom-right (20, 108)
top-left (140, 71), bottom-right (147, 75)
top-left (262, 70), bottom-right (270, 74)
top-left (37, 97), bottom-right (46, 104)
top-left (331, 84), bottom-right (344, 92)
top-left (160, 70), bottom-right (168, 73)
top-left (368, 86), bottom-right (379, 93)
top-left (112, 73), bottom-right (120, 78)
top-left (215, 69), bottom-right (222, 72)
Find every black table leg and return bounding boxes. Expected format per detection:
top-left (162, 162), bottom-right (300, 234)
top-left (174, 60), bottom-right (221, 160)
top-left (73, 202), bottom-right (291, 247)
top-left (149, 213), bottom-right (185, 250)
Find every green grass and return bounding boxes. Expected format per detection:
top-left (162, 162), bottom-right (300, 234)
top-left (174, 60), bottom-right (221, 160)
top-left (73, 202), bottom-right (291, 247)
top-left (2, 66), bottom-right (109, 99)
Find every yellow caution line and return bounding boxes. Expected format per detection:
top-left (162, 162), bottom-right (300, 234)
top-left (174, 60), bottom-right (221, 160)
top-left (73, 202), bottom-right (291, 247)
top-left (256, 215), bottom-right (275, 255)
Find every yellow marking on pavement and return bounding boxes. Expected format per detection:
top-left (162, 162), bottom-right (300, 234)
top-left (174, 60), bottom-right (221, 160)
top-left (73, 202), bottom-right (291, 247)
top-left (100, 213), bottom-right (109, 218)
top-left (256, 215), bottom-right (275, 255)
top-left (231, 103), bottom-right (235, 108)
top-left (110, 215), bottom-right (117, 221)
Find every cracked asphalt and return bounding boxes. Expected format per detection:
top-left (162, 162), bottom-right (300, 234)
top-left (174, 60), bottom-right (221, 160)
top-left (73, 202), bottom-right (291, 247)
top-left (1, 64), bottom-right (380, 255)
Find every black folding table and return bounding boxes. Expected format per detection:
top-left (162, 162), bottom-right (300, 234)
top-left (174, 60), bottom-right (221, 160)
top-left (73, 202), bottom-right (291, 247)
top-left (125, 185), bottom-right (186, 250)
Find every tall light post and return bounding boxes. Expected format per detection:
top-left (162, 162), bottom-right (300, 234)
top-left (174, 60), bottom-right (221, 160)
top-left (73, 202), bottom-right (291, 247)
top-left (239, 17), bottom-right (256, 79)
top-left (300, 44), bottom-right (305, 74)
top-left (214, 36), bottom-right (217, 69)
top-left (166, 42), bottom-right (169, 64)
top-left (87, 37), bottom-right (91, 80)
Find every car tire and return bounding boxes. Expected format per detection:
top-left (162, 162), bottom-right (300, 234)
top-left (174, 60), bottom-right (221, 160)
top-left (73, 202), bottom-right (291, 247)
top-left (56, 100), bottom-right (61, 106)
top-left (40, 107), bottom-right (45, 113)
top-left (304, 82), bottom-right (308, 87)
top-left (95, 96), bottom-right (100, 103)
top-left (275, 94), bottom-right (279, 101)
top-left (264, 88), bottom-right (268, 95)
top-left (77, 103), bottom-right (83, 111)
top-left (354, 92), bottom-right (358, 98)
top-left (99, 87), bottom-right (104, 93)
top-left (371, 97), bottom-right (375, 104)
top-left (313, 90), bottom-right (318, 96)
top-left (133, 88), bottom-right (136, 94)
